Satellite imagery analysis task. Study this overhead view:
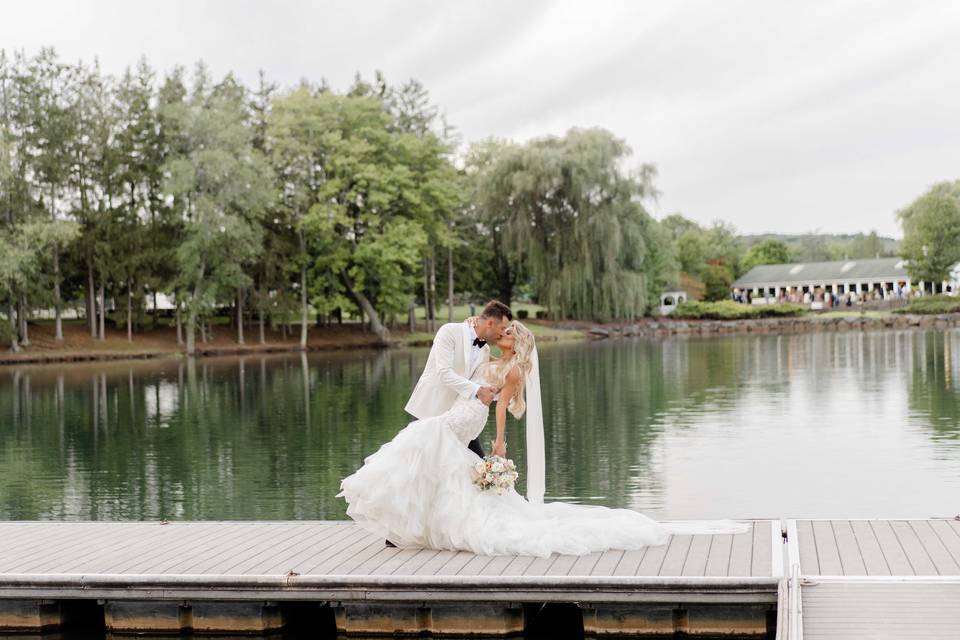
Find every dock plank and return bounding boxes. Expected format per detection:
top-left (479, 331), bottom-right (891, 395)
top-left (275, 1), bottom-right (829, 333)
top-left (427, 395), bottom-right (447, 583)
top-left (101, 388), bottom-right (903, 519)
top-left (637, 538), bottom-right (670, 576)
top-left (889, 520), bottom-right (937, 575)
top-left (909, 520), bottom-right (960, 575)
top-left (544, 554), bottom-right (578, 576)
top-left (681, 535), bottom-right (712, 576)
top-left (869, 520), bottom-right (914, 576)
top-left (111, 524), bottom-right (236, 573)
top-left (20, 523), bottom-right (158, 573)
top-left (796, 520), bottom-right (820, 575)
top-left (811, 521), bottom-right (843, 575)
top-left (127, 524), bottom-right (263, 574)
top-left (521, 554), bottom-right (559, 577)
top-left (567, 552), bottom-right (602, 577)
top-left (704, 534), bottom-right (733, 577)
top-left (393, 549), bottom-right (442, 575)
top-left (500, 555), bottom-right (538, 577)
top-left (478, 554), bottom-right (515, 576)
top-left (848, 520), bottom-right (889, 576)
top-left (658, 535), bottom-right (693, 576)
top-left (612, 548), bottom-right (647, 576)
top-left (591, 550), bottom-right (624, 576)
top-left (431, 551), bottom-right (476, 576)
top-left (254, 525), bottom-right (341, 574)
top-left (296, 526), bottom-right (378, 574)
top-left (456, 553), bottom-right (496, 576)
top-left (345, 545), bottom-right (402, 575)
top-left (222, 524), bottom-right (319, 574)
top-left (752, 522), bottom-right (772, 577)
top-left (728, 527), bottom-right (753, 577)
top-left (328, 538), bottom-right (396, 575)
top-left (928, 520), bottom-right (960, 574)
top-left (831, 520), bottom-right (867, 576)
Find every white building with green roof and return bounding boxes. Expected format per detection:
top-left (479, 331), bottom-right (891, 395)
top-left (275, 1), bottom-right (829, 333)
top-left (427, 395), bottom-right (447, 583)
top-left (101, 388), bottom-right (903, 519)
top-left (731, 257), bottom-right (955, 303)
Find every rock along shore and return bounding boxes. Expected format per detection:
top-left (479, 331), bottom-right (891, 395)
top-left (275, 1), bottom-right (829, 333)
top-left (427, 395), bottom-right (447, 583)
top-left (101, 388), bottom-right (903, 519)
top-left (560, 312), bottom-right (960, 340)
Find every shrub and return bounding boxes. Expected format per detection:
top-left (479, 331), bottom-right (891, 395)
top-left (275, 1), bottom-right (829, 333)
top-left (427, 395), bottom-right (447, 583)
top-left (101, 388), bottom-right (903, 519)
top-left (892, 295), bottom-right (960, 315)
top-left (672, 300), bottom-right (806, 320)
top-left (535, 310), bottom-right (547, 319)
top-left (516, 309), bottom-right (529, 320)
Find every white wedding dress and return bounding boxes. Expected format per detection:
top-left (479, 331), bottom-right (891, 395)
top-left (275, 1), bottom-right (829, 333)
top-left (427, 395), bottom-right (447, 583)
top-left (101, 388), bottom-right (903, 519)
top-left (338, 364), bottom-right (671, 557)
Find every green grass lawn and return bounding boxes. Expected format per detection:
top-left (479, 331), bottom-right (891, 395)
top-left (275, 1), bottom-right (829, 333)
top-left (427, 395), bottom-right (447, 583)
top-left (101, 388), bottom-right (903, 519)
top-left (412, 302), bottom-right (546, 322)
top-left (816, 310), bottom-right (893, 320)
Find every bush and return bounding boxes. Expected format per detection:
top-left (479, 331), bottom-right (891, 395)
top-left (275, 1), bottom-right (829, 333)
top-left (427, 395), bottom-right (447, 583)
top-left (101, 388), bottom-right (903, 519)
top-left (535, 310), bottom-right (547, 319)
top-left (672, 300), bottom-right (806, 320)
top-left (892, 295), bottom-right (960, 315)
top-left (516, 309), bottom-right (529, 320)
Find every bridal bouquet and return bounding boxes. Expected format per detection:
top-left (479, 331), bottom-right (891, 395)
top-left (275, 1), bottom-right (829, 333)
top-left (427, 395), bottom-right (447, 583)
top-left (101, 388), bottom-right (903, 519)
top-left (471, 454), bottom-right (519, 494)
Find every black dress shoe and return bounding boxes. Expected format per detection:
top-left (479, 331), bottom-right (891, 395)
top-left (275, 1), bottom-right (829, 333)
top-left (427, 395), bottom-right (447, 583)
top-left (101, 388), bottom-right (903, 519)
top-left (385, 539), bottom-right (397, 547)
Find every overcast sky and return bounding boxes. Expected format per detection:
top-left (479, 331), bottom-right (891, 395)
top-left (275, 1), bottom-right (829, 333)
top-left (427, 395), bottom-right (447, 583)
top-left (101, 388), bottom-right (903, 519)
top-left (4, 0), bottom-right (960, 238)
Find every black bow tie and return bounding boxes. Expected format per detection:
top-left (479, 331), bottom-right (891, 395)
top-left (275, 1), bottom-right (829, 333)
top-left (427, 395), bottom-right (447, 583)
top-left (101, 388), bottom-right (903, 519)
top-left (472, 337), bottom-right (486, 348)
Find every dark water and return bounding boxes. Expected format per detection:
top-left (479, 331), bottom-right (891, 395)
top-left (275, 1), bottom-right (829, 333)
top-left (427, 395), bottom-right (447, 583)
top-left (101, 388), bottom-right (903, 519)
top-left (2, 330), bottom-right (960, 521)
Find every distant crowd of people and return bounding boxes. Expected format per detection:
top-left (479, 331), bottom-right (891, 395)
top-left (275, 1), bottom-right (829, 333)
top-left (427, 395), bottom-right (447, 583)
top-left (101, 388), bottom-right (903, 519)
top-left (731, 283), bottom-right (952, 307)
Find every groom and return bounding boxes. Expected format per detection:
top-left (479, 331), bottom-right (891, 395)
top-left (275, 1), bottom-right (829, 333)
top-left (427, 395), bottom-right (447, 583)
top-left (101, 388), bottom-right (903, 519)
top-left (405, 300), bottom-right (513, 458)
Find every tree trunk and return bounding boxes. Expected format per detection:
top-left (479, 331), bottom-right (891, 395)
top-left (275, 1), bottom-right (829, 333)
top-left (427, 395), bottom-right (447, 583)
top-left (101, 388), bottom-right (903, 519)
top-left (152, 291), bottom-right (159, 329)
top-left (422, 258), bottom-right (430, 333)
top-left (299, 265), bottom-right (308, 351)
top-left (53, 245), bottom-right (63, 342)
top-left (429, 248), bottom-right (437, 327)
top-left (20, 295), bottom-right (30, 346)
top-left (408, 300), bottom-right (415, 333)
top-left (8, 301), bottom-right (20, 353)
top-left (186, 261), bottom-right (204, 356)
top-left (341, 270), bottom-right (390, 345)
top-left (259, 308), bottom-right (265, 345)
top-left (236, 289), bottom-right (244, 345)
top-left (98, 279), bottom-right (105, 341)
top-left (87, 261), bottom-right (97, 337)
top-left (176, 302), bottom-right (183, 346)
top-left (126, 280), bottom-right (133, 342)
top-left (447, 244), bottom-right (454, 323)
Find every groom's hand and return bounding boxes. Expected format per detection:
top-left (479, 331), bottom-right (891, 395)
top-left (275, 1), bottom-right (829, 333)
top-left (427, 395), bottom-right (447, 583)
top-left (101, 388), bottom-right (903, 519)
top-left (477, 387), bottom-right (496, 406)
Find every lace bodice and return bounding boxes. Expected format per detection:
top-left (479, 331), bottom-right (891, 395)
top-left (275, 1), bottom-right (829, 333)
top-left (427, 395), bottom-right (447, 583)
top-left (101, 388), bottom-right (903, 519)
top-left (441, 365), bottom-right (496, 444)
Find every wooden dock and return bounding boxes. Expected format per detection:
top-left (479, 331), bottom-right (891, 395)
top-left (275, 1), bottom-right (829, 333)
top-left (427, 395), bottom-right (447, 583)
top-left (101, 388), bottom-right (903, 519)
top-left (0, 520), bottom-right (780, 636)
top-left (2, 518), bottom-right (958, 637)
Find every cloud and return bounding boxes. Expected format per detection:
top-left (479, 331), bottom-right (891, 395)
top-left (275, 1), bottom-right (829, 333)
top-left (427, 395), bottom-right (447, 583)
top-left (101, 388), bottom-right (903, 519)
top-left (3, 0), bottom-right (958, 237)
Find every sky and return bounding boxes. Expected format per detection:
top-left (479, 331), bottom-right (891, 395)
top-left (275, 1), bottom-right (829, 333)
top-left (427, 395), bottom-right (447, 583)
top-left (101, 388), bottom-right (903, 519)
top-left (4, 0), bottom-right (960, 238)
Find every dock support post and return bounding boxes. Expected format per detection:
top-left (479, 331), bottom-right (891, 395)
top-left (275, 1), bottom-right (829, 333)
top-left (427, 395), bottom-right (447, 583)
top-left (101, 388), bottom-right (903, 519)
top-left (104, 601), bottom-right (284, 635)
top-left (334, 602), bottom-right (524, 636)
top-left (0, 600), bottom-right (61, 632)
top-left (104, 601), bottom-right (187, 634)
top-left (581, 604), bottom-right (773, 637)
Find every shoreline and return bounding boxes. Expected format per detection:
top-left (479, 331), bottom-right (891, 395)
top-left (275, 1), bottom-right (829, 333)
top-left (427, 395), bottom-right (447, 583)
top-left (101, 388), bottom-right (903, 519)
top-left (3, 311), bottom-right (960, 367)
top-left (579, 310), bottom-right (960, 339)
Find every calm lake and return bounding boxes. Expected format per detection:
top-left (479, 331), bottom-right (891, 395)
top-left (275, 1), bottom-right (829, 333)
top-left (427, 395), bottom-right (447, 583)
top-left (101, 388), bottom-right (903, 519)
top-left (2, 330), bottom-right (960, 522)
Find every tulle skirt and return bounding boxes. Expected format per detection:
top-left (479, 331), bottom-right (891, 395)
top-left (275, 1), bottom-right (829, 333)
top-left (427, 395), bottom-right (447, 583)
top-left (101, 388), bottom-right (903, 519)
top-left (338, 413), bottom-right (670, 557)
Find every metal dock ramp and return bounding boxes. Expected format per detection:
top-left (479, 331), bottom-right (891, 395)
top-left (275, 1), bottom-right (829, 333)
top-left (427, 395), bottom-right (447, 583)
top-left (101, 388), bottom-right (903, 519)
top-left (779, 518), bottom-right (960, 639)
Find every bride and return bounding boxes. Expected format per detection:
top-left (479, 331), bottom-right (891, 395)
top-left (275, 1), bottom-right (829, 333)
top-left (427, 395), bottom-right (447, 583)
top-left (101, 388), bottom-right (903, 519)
top-left (338, 320), bottom-right (680, 557)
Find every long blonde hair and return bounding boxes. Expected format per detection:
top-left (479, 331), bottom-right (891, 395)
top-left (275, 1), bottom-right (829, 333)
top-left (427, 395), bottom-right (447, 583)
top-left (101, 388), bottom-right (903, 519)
top-left (482, 321), bottom-right (536, 419)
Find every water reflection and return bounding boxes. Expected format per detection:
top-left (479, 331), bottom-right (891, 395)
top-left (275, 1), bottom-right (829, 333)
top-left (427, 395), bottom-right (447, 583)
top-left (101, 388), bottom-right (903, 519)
top-left (1, 330), bottom-right (960, 521)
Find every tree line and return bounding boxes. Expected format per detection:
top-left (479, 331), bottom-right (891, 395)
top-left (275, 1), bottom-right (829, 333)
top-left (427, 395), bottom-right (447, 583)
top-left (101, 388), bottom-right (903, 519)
top-left (2, 49), bottom-right (955, 355)
top-left (0, 49), bottom-right (683, 353)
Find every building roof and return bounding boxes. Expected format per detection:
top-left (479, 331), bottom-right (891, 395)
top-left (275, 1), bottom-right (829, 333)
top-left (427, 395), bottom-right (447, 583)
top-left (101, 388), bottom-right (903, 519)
top-left (732, 257), bottom-right (910, 288)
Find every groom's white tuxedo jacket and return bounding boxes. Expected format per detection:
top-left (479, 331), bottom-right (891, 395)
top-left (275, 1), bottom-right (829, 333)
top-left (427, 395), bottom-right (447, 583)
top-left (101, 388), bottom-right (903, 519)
top-left (405, 321), bottom-right (490, 420)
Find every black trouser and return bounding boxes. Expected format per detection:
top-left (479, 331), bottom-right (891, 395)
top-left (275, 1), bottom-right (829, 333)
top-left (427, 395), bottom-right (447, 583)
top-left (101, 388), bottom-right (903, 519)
top-left (467, 437), bottom-right (484, 458)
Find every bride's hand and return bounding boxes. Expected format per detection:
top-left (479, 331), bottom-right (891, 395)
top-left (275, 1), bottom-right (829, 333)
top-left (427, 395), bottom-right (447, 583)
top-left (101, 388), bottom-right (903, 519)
top-left (492, 439), bottom-right (507, 458)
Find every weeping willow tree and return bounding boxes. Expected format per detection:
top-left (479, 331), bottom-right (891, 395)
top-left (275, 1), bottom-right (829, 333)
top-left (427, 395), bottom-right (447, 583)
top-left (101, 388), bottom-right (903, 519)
top-left (475, 128), bottom-right (672, 321)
